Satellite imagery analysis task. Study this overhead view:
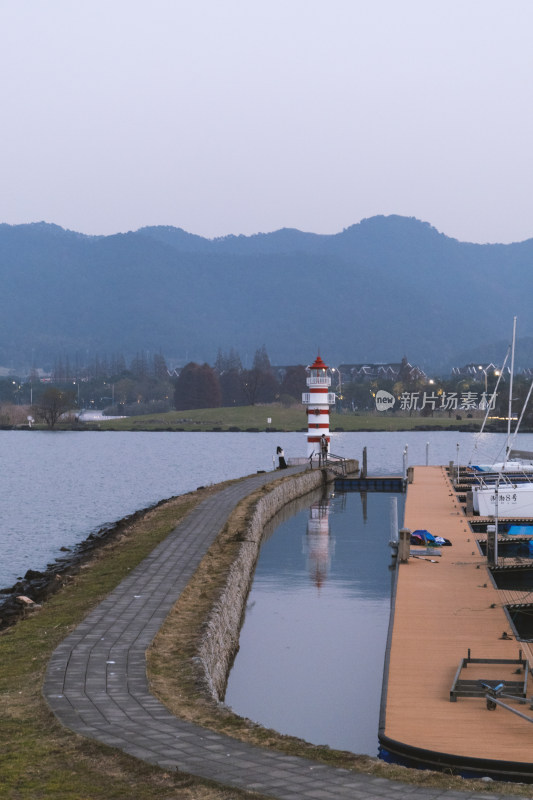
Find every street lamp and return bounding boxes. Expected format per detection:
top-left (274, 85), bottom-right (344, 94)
top-left (331, 368), bottom-right (343, 413)
top-left (478, 365), bottom-right (488, 395)
top-left (331, 367), bottom-right (342, 396)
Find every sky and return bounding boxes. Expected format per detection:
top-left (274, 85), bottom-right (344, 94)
top-left (1, 1), bottom-right (532, 244)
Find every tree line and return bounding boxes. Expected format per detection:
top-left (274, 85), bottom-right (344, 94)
top-left (5, 344), bottom-right (533, 429)
top-left (0, 346), bottom-right (309, 427)
top-left (174, 347), bottom-right (306, 411)
top-left (47, 347), bottom-right (306, 412)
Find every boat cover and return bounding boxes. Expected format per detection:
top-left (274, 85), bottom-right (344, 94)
top-left (507, 525), bottom-right (533, 536)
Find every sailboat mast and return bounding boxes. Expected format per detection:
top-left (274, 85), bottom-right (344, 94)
top-left (494, 316), bottom-right (517, 566)
top-left (506, 315), bottom-right (517, 462)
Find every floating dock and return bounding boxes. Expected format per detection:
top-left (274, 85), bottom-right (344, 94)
top-left (334, 475), bottom-right (405, 492)
top-left (379, 465), bottom-right (533, 781)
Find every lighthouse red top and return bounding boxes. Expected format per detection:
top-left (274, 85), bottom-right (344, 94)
top-left (309, 354), bottom-right (328, 371)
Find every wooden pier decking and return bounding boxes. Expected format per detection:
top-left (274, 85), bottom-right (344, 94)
top-left (380, 465), bottom-right (533, 779)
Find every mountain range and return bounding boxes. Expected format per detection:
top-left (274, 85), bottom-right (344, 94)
top-left (1, 214), bottom-right (533, 375)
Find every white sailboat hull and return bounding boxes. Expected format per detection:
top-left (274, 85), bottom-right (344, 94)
top-left (471, 460), bottom-right (533, 474)
top-left (473, 483), bottom-right (533, 517)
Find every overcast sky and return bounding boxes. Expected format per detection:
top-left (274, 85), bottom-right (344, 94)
top-left (1, 1), bottom-right (532, 243)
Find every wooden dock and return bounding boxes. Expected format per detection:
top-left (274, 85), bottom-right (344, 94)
top-left (379, 465), bottom-right (533, 780)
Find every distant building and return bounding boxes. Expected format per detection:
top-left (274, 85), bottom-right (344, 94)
top-left (451, 362), bottom-right (503, 378)
top-left (338, 360), bottom-right (427, 384)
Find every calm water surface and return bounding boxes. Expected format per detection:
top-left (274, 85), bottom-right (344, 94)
top-left (1, 428), bottom-right (526, 590)
top-left (0, 430), bottom-right (285, 588)
top-left (224, 488), bottom-right (404, 755)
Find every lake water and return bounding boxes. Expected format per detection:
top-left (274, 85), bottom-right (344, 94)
top-left (1, 428), bottom-right (528, 589)
top-left (224, 487), bottom-right (404, 755)
top-left (0, 430), bottom-right (291, 589)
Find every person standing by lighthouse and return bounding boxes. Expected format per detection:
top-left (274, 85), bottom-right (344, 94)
top-left (302, 354), bottom-right (336, 462)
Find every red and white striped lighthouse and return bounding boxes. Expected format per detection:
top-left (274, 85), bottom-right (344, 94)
top-left (302, 354), bottom-right (336, 459)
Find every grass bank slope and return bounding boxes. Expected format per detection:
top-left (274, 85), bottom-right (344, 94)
top-left (94, 405), bottom-right (483, 433)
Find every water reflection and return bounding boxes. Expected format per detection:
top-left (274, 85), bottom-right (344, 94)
top-left (224, 487), bottom-right (405, 755)
top-left (304, 491), bottom-right (333, 590)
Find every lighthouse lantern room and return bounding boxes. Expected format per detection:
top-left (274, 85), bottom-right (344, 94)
top-left (302, 354), bottom-right (336, 459)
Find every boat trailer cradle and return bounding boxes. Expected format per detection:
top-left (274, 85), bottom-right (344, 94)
top-left (450, 649), bottom-right (529, 701)
top-left (450, 649), bottom-right (533, 723)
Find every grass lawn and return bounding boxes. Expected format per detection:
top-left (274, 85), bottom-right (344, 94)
top-left (91, 405), bottom-right (486, 433)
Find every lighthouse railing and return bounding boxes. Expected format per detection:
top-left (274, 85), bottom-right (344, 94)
top-left (306, 376), bottom-right (331, 387)
top-left (302, 392), bottom-right (336, 404)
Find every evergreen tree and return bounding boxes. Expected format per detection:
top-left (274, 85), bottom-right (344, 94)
top-left (153, 352), bottom-right (168, 380)
top-left (214, 348), bottom-right (243, 374)
top-left (253, 345), bottom-right (272, 373)
top-left (220, 369), bottom-right (246, 406)
top-left (130, 352), bottom-right (149, 380)
top-left (240, 346), bottom-right (279, 404)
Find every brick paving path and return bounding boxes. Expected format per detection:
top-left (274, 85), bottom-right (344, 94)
top-left (44, 467), bottom-right (520, 799)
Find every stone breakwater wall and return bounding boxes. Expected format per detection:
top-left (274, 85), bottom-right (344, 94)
top-left (197, 462), bottom-right (357, 702)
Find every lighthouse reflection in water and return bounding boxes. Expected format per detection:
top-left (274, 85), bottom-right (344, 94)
top-left (303, 493), bottom-right (334, 590)
top-left (224, 487), bottom-right (404, 756)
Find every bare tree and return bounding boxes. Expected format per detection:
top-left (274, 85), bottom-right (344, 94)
top-left (33, 388), bottom-right (75, 428)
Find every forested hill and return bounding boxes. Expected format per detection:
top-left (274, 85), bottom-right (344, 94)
top-left (1, 215), bottom-right (533, 373)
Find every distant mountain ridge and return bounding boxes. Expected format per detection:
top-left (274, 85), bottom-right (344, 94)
top-left (1, 215), bottom-right (532, 373)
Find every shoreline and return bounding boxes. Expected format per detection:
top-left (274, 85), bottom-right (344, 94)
top-left (0, 496), bottom-right (178, 629)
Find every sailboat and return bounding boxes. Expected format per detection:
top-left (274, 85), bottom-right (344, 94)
top-left (473, 475), bottom-right (533, 517)
top-left (471, 318), bottom-right (533, 518)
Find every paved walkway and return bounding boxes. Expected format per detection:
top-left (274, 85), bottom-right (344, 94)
top-left (44, 467), bottom-right (521, 799)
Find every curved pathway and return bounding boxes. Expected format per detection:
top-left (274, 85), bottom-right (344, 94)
top-left (44, 467), bottom-right (520, 799)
